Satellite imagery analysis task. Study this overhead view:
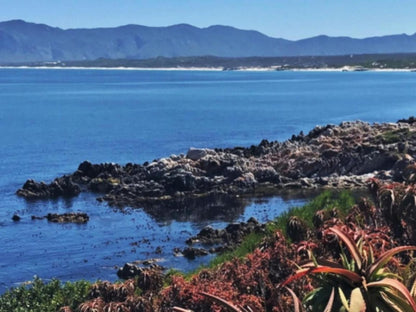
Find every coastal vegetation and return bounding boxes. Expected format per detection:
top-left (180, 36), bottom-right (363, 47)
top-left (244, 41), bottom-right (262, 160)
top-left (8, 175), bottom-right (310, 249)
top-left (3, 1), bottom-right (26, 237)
top-left (4, 184), bottom-right (416, 311)
top-left (18, 53), bottom-right (416, 70)
top-left (0, 278), bottom-right (90, 312)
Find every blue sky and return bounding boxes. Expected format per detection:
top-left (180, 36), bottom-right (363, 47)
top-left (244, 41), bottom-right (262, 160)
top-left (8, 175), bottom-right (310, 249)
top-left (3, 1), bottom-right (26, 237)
top-left (1, 0), bottom-right (415, 40)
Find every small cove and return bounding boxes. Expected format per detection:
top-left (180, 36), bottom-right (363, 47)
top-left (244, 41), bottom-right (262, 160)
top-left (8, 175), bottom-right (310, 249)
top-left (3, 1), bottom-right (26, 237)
top-left (0, 191), bottom-right (307, 293)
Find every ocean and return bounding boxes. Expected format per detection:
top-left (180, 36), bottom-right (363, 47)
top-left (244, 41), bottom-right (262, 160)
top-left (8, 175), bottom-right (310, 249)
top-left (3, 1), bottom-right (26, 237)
top-left (0, 68), bottom-right (415, 292)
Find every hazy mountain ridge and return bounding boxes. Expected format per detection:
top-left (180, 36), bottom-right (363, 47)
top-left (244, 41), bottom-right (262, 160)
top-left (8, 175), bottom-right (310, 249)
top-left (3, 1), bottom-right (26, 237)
top-left (0, 19), bottom-right (416, 63)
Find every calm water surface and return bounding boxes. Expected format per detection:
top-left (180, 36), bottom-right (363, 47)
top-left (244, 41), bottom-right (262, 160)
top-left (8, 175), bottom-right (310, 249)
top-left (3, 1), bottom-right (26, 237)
top-left (0, 69), bottom-right (415, 292)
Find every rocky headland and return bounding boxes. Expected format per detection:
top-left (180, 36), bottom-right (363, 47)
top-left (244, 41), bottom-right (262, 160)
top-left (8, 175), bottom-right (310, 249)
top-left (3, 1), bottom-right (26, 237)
top-left (17, 118), bottom-right (416, 209)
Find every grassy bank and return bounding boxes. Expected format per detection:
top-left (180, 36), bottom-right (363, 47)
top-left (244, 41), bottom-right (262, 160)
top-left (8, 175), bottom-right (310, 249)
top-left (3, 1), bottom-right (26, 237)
top-left (203, 190), bottom-right (354, 270)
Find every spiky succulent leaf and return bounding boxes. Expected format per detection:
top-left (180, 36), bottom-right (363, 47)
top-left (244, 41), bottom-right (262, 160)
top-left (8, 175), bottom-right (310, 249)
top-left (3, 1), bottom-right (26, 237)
top-left (315, 258), bottom-right (344, 269)
top-left (330, 226), bottom-right (363, 271)
top-left (339, 287), bottom-right (350, 311)
top-left (368, 245), bottom-right (374, 266)
top-left (282, 266), bottom-right (362, 288)
top-left (367, 246), bottom-right (416, 279)
top-left (307, 266), bottom-right (362, 284)
top-left (323, 287), bottom-right (335, 312)
top-left (410, 276), bottom-right (416, 299)
top-left (349, 287), bottom-right (366, 312)
top-left (172, 308), bottom-right (193, 312)
top-left (338, 287), bottom-right (366, 312)
top-left (367, 278), bottom-right (416, 311)
top-left (281, 268), bottom-right (312, 287)
top-left (379, 289), bottom-right (415, 312)
top-left (199, 292), bottom-right (246, 312)
top-left (304, 286), bottom-right (339, 312)
top-left (284, 287), bottom-right (303, 312)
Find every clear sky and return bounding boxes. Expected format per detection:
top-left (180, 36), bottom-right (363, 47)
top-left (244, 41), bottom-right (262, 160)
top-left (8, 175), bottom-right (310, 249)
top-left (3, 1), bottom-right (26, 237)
top-left (1, 0), bottom-right (415, 40)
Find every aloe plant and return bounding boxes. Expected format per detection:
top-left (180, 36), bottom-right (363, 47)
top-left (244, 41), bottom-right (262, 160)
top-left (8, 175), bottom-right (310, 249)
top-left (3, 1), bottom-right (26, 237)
top-left (282, 226), bottom-right (416, 312)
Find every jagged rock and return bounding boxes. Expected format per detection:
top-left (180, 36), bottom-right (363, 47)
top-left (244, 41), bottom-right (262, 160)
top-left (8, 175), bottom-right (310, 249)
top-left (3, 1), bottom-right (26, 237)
top-left (117, 263), bottom-right (141, 279)
top-left (45, 212), bottom-right (89, 223)
top-left (182, 247), bottom-right (209, 259)
top-left (31, 215), bottom-right (44, 220)
top-left (186, 217), bottom-right (265, 250)
top-left (12, 214), bottom-right (21, 222)
top-left (186, 148), bottom-right (215, 161)
top-left (16, 119), bottom-right (416, 209)
top-left (117, 263), bottom-right (164, 292)
top-left (398, 116), bottom-right (416, 124)
top-left (16, 176), bottom-right (80, 199)
top-left (89, 177), bottom-right (119, 193)
top-left (392, 154), bottom-right (414, 181)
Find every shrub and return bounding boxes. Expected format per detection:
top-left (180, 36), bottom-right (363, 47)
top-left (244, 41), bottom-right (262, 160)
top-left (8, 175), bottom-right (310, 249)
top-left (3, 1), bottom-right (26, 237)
top-left (274, 190), bottom-right (355, 239)
top-left (0, 277), bottom-right (90, 312)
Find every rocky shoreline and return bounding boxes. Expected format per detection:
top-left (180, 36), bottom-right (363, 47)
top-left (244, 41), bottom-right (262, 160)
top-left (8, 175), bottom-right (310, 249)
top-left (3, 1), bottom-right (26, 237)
top-left (17, 118), bottom-right (416, 209)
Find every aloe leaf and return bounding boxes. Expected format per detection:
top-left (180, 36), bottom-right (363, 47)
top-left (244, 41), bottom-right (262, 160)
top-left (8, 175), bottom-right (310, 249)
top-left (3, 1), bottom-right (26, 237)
top-left (369, 245), bottom-right (374, 265)
top-left (172, 307), bottom-right (193, 312)
top-left (308, 266), bottom-right (362, 284)
top-left (367, 292), bottom-right (396, 312)
top-left (301, 260), bottom-right (318, 269)
top-left (379, 289), bottom-right (415, 312)
top-left (303, 287), bottom-right (322, 304)
top-left (349, 287), bottom-right (366, 312)
top-left (304, 287), bottom-right (336, 312)
top-left (379, 291), bottom-right (407, 312)
top-left (315, 258), bottom-right (344, 269)
top-left (284, 286), bottom-right (303, 312)
top-left (281, 268), bottom-right (311, 287)
top-left (330, 226), bottom-right (363, 271)
top-left (367, 246), bottom-right (416, 279)
top-left (310, 252), bottom-right (319, 267)
top-left (367, 278), bottom-right (416, 311)
top-left (287, 265), bottom-right (362, 288)
top-left (323, 287), bottom-right (335, 312)
top-left (338, 287), bottom-right (350, 311)
top-left (410, 275), bottom-right (416, 298)
top-left (340, 249), bottom-right (351, 270)
top-left (199, 292), bottom-right (243, 312)
top-left (373, 272), bottom-right (402, 281)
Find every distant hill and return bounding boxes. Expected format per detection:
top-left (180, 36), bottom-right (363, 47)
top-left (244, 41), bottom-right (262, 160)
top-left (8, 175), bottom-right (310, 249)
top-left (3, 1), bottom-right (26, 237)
top-left (1, 20), bottom-right (416, 64)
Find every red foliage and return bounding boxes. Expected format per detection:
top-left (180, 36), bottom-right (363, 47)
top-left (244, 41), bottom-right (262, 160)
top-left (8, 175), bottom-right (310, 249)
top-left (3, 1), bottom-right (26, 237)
top-left (160, 231), bottom-right (302, 311)
top-left (73, 179), bottom-right (416, 311)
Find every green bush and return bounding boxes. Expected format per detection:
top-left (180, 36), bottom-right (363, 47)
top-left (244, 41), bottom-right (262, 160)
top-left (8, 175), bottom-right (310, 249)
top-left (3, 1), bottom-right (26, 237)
top-left (0, 277), bottom-right (91, 312)
top-left (274, 190), bottom-right (355, 238)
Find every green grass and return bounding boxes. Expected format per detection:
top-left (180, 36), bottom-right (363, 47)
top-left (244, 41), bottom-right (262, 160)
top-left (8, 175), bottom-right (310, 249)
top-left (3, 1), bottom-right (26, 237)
top-left (190, 190), bottom-right (355, 275)
top-left (274, 190), bottom-right (354, 237)
top-left (0, 277), bottom-right (91, 312)
top-left (380, 128), bottom-right (412, 144)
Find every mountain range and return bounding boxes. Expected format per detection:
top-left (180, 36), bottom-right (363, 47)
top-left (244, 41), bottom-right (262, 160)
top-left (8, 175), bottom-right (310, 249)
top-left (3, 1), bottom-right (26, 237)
top-left (1, 19), bottom-right (416, 64)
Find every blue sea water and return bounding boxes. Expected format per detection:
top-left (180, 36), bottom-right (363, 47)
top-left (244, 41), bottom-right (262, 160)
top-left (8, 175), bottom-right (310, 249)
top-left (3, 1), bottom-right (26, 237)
top-left (0, 68), bottom-right (415, 293)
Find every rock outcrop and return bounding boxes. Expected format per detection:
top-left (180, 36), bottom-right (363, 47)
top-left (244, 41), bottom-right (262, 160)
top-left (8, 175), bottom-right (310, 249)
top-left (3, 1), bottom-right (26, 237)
top-left (182, 217), bottom-right (266, 258)
top-left (45, 212), bottom-right (89, 223)
top-left (16, 176), bottom-right (81, 199)
top-left (29, 212), bottom-right (89, 223)
top-left (17, 119), bottom-right (416, 209)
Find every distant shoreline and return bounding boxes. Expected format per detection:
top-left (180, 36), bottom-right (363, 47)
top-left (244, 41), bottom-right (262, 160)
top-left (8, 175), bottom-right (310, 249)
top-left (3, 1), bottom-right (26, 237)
top-left (1, 66), bottom-right (416, 72)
